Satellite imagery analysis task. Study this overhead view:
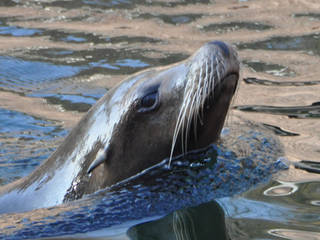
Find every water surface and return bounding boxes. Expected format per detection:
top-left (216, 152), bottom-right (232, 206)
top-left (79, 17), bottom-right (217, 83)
top-left (0, 0), bottom-right (319, 239)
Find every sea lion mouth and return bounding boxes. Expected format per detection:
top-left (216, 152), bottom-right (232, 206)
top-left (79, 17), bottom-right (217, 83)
top-left (194, 72), bottom-right (238, 146)
top-left (170, 42), bottom-right (239, 161)
top-left (182, 72), bottom-right (238, 154)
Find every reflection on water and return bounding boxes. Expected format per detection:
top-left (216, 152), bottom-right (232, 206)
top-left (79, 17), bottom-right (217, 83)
top-left (244, 77), bottom-right (320, 86)
top-left (0, 56), bottom-right (85, 92)
top-left (0, 0), bottom-right (320, 239)
top-left (42, 0), bottom-right (140, 9)
top-left (42, 0), bottom-right (211, 9)
top-left (41, 92), bottom-right (103, 112)
top-left (269, 229), bottom-right (320, 240)
top-left (128, 201), bottom-right (229, 240)
top-left (106, 36), bottom-right (162, 44)
top-left (221, 180), bottom-right (320, 240)
top-left (0, 1), bottom-right (16, 7)
top-left (0, 108), bottom-right (67, 185)
top-left (202, 21), bottom-right (272, 33)
top-left (0, 49), bottom-right (186, 112)
top-left (20, 48), bottom-right (187, 75)
top-left (243, 60), bottom-right (296, 77)
top-left (0, 21), bottom-right (42, 37)
top-left (295, 160), bottom-right (320, 174)
top-left (235, 102), bottom-right (320, 119)
top-left (237, 33), bottom-right (320, 56)
top-left (261, 123), bottom-right (299, 137)
top-left (294, 13), bottom-right (320, 20)
top-left (138, 13), bottom-right (203, 25)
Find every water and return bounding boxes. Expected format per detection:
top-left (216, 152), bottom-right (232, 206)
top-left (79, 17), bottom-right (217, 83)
top-left (138, 13), bottom-right (203, 25)
top-left (242, 60), bottom-right (296, 77)
top-left (0, 127), bottom-right (289, 239)
top-left (235, 102), bottom-right (320, 119)
top-left (0, 0), bottom-right (320, 239)
top-left (202, 21), bottom-right (273, 33)
top-left (237, 33), bottom-right (320, 56)
top-left (0, 108), bottom-right (68, 185)
top-left (243, 77), bottom-right (320, 86)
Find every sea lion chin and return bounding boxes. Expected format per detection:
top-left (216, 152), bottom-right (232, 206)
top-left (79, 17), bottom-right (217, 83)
top-left (0, 41), bottom-right (239, 213)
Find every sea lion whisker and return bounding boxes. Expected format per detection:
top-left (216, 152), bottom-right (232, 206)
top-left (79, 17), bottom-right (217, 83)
top-left (170, 88), bottom-right (191, 165)
top-left (185, 91), bottom-right (198, 152)
top-left (0, 41), bottom-right (240, 213)
top-left (200, 60), bottom-right (210, 117)
top-left (192, 97), bottom-right (198, 141)
top-left (184, 74), bottom-right (198, 154)
top-left (182, 89), bottom-right (195, 152)
top-left (196, 68), bottom-right (204, 126)
top-left (209, 57), bottom-right (215, 98)
top-left (215, 56), bottom-right (221, 84)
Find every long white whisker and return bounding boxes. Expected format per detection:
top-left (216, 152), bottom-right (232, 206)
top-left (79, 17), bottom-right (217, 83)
top-left (169, 45), bottom-right (231, 168)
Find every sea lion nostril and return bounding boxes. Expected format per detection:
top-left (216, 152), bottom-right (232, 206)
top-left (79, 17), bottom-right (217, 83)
top-left (209, 41), bottom-right (230, 58)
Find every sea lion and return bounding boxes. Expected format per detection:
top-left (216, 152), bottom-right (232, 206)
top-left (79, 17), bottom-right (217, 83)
top-left (0, 41), bottom-right (239, 214)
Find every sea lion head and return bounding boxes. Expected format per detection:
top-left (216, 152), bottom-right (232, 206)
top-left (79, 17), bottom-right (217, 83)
top-left (64, 41), bottom-right (239, 199)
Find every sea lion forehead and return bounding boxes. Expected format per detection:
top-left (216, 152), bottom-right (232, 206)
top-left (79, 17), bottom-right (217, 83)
top-left (107, 69), bottom-right (157, 105)
top-left (131, 63), bottom-right (189, 98)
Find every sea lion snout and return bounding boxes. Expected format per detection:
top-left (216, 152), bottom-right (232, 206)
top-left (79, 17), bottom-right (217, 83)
top-left (208, 40), bottom-right (230, 58)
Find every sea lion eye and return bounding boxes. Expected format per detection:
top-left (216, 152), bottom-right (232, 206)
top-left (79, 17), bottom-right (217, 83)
top-left (138, 91), bottom-right (159, 113)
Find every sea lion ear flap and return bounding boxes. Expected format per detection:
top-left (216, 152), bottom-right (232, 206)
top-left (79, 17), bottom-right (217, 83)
top-left (87, 146), bottom-right (109, 174)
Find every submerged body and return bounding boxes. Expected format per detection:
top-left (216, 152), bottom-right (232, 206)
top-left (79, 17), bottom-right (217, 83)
top-left (0, 41), bottom-right (239, 213)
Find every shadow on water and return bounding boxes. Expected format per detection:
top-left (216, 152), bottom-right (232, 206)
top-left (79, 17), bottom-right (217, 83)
top-left (237, 33), bottom-right (320, 56)
top-left (0, 108), bottom-right (67, 185)
top-left (202, 21), bottom-right (273, 33)
top-left (243, 60), bottom-right (296, 77)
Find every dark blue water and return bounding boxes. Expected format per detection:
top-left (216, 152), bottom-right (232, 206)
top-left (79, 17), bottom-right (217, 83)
top-left (0, 127), bottom-right (289, 239)
top-left (0, 56), bottom-right (84, 91)
top-left (237, 33), bottom-right (320, 56)
top-left (0, 18), bottom-right (42, 37)
top-left (0, 18), bottom-right (186, 112)
top-left (0, 50), bottom-right (186, 112)
top-left (0, 108), bottom-right (68, 185)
